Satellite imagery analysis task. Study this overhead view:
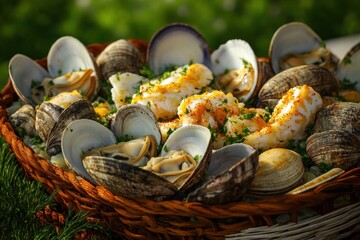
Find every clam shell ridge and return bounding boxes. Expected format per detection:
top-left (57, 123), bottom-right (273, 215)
top-left (187, 143), bottom-right (258, 204)
top-left (306, 130), bottom-right (360, 171)
top-left (96, 39), bottom-right (144, 81)
top-left (46, 99), bottom-right (97, 157)
top-left (248, 148), bottom-right (305, 197)
top-left (82, 156), bottom-right (177, 200)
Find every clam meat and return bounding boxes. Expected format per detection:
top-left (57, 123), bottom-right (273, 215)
top-left (211, 39), bottom-right (260, 102)
top-left (269, 22), bottom-right (338, 74)
top-left (9, 36), bottom-right (100, 106)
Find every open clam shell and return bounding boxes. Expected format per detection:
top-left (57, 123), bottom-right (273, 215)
top-left (9, 36), bottom-right (100, 106)
top-left (147, 23), bottom-right (210, 75)
top-left (247, 148), bottom-right (305, 197)
top-left (83, 156), bottom-right (178, 200)
top-left (46, 99), bottom-right (97, 157)
top-left (210, 39), bottom-right (260, 102)
top-left (61, 119), bottom-right (117, 184)
top-left (82, 124), bottom-right (211, 200)
top-left (159, 124), bottom-right (212, 193)
top-left (187, 143), bottom-right (258, 204)
top-left (47, 36), bottom-right (98, 78)
top-left (8, 54), bottom-right (50, 106)
top-left (269, 22), bottom-right (338, 74)
top-left (336, 41), bottom-right (360, 91)
top-left (111, 104), bottom-right (162, 145)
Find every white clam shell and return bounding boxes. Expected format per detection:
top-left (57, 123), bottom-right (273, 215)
top-left (111, 104), bottom-right (162, 145)
top-left (61, 119), bottom-right (116, 184)
top-left (336, 42), bottom-right (360, 91)
top-left (47, 36), bottom-right (97, 77)
top-left (269, 22), bottom-right (322, 74)
top-left (160, 124), bottom-right (212, 192)
top-left (147, 23), bottom-right (210, 75)
top-left (8, 54), bottom-right (49, 106)
top-left (210, 39), bottom-right (259, 101)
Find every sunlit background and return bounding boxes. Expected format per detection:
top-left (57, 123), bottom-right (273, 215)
top-left (1, 0), bottom-right (359, 87)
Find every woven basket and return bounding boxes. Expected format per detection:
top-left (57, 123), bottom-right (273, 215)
top-left (1, 42), bottom-right (359, 240)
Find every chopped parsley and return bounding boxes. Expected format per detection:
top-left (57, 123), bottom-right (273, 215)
top-left (343, 56), bottom-right (352, 65)
top-left (163, 145), bottom-right (169, 153)
top-left (340, 78), bottom-right (357, 90)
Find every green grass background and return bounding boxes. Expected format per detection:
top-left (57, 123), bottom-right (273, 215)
top-left (1, 0), bottom-right (359, 87)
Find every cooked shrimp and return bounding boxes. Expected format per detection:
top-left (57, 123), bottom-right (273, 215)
top-left (244, 85), bottom-right (323, 150)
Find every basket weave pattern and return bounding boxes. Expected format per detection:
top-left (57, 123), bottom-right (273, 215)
top-left (1, 43), bottom-right (360, 239)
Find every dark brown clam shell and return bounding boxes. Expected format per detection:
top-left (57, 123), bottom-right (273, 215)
top-left (313, 102), bottom-right (360, 138)
top-left (306, 129), bottom-right (360, 171)
top-left (46, 99), bottom-right (96, 156)
top-left (35, 101), bottom-right (63, 142)
top-left (258, 65), bottom-right (339, 108)
top-left (83, 156), bottom-right (177, 200)
top-left (187, 143), bottom-right (258, 204)
top-left (96, 39), bottom-right (144, 81)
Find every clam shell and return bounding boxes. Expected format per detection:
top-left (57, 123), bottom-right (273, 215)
top-left (9, 104), bottom-right (37, 137)
top-left (159, 124), bottom-right (212, 193)
top-left (96, 39), bottom-right (144, 81)
top-left (306, 130), bottom-right (360, 171)
top-left (111, 104), bottom-right (162, 145)
top-left (258, 65), bottom-right (339, 108)
top-left (269, 22), bottom-right (338, 74)
top-left (313, 102), bottom-right (360, 138)
top-left (210, 39), bottom-right (260, 101)
top-left (287, 168), bottom-right (344, 194)
top-left (82, 156), bottom-right (177, 200)
top-left (147, 23), bottom-right (210, 75)
top-left (187, 143), bottom-right (258, 204)
top-left (8, 54), bottom-right (50, 106)
top-left (336, 41), bottom-right (360, 91)
top-left (35, 102), bottom-right (63, 142)
top-left (47, 36), bottom-right (98, 78)
top-left (46, 99), bottom-right (97, 156)
top-left (248, 148), bottom-right (304, 197)
top-left (61, 119), bottom-right (117, 184)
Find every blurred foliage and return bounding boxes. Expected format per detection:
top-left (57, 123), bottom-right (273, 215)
top-left (0, 0), bottom-right (359, 88)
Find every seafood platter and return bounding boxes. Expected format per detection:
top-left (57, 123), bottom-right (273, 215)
top-left (1, 22), bottom-right (359, 239)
